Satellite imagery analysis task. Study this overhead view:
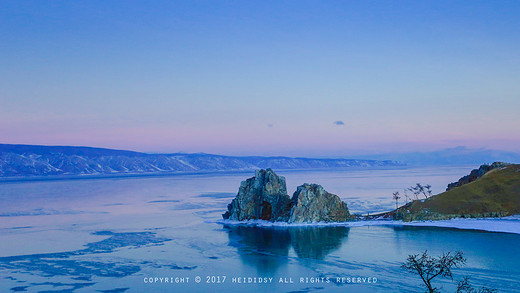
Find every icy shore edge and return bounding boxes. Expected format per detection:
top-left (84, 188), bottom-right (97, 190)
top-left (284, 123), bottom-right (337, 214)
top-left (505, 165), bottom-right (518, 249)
top-left (211, 215), bottom-right (520, 235)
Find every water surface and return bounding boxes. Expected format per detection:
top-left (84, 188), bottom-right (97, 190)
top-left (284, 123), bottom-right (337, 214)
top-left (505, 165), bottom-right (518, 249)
top-left (0, 167), bottom-right (518, 292)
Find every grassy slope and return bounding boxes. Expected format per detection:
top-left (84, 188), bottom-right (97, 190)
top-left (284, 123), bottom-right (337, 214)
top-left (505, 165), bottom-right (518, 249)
top-left (398, 164), bottom-right (520, 221)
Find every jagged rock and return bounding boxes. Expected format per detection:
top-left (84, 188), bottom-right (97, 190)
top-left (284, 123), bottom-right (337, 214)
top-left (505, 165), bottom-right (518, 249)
top-left (222, 169), bottom-right (292, 221)
top-left (222, 169), bottom-right (352, 223)
top-left (446, 162), bottom-right (509, 191)
top-left (289, 184), bottom-right (350, 223)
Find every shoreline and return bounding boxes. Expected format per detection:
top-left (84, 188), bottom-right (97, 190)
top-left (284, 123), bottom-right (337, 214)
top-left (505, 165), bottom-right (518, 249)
top-left (0, 166), bottom-right (410, 183)
top-left (213, 215), bottom-right (520, 235)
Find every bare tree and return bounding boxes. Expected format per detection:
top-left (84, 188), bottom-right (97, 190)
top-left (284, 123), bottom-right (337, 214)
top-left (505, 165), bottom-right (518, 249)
top-left (425, 184), bottom-right (433, 198)
top-left (456, 277), bottom-right (497, 293)
top-left (403, 189), bottom-right (410, 203)
top-left (409, 183), bottom-right (432, 199)
top-left (392, 191), bottom-right (401, 209)
top-left (402, 251), bottom-right (498, 293)
top-left (408, 185), bottom-right (419, 200)
top-left (401, 250), bottom-right (466, 293)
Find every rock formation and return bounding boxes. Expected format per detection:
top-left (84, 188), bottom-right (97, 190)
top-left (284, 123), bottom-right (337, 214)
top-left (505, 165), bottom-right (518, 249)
top-left (289, 184), bottom-right (350, 223)
top-left (222, 169), bottom-right (292, 221)
top-left (446, 162), bottom-right (509, 191)
top-left (223, 169), bottom-right (351, 223)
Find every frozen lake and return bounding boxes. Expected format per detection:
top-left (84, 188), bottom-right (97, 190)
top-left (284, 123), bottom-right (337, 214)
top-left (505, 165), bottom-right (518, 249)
top-left (1, 166), bottom-right (519, 292)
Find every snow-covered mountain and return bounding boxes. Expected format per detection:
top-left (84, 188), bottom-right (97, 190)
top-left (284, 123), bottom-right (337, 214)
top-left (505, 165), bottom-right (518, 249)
top-left (352, 146), bottom-right (520, 166)
top-left (0, 144), bottom-right (402, 177)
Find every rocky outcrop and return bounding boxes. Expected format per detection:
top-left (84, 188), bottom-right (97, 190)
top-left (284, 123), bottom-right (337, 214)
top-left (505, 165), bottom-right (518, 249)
top-left (446, 162), bottom-right (509, 191)
top-left (223, 169), bottom-right (352, 223)
top-left (289, 184), bottom-right (350, 223)
top-left (222, 169), bottom-right (292, 221)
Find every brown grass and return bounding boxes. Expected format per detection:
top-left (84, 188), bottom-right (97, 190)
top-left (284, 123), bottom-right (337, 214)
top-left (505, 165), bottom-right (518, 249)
top-left (405, 164), bottom-right (520, 217)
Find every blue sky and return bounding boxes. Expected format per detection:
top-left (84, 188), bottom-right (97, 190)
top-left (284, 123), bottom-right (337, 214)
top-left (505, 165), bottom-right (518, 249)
top-left (1, 1), bottom-right (519, 156)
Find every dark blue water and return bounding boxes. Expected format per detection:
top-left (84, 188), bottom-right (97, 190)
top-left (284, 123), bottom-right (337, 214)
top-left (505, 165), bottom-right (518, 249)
top-left (0, 167), bottom-right (518, 292)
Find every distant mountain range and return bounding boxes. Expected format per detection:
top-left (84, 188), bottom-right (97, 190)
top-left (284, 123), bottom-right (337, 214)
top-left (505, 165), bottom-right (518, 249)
top-left (0, 144), bottom-right (402, 177)
top-left (353, 146), bottom-right (520, 166)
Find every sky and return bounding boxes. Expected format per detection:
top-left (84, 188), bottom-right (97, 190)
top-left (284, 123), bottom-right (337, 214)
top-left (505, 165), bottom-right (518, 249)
top-left (1, 1), bottom-right (519, 156)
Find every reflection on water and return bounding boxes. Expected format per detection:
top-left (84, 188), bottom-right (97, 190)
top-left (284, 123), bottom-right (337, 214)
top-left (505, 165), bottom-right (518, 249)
top-left (290, 226), bottom-right (349, 259)
top-left (224, 225), bottom-right (349, 272)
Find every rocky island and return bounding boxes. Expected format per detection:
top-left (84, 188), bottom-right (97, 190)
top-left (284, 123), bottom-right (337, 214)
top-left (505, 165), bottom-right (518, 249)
top-left (222, 169), bottom-right (351, 223)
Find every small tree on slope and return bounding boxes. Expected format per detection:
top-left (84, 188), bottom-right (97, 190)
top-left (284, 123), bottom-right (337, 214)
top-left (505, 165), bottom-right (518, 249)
top-left (392, 191), bottom-right (401, 209)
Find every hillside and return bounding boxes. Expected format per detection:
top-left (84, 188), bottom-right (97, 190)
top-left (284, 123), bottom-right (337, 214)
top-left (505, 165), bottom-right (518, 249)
top-left (395, 163), bottom-right (520, 221)
top-left (0, 144), bottom-right (402, 178)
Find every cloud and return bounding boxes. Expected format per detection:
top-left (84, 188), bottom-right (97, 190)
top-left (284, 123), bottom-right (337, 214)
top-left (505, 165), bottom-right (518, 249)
top-left (267, 124), bottom-right (274, 127)
top-left (333, 121), bottom-right (345, 126)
